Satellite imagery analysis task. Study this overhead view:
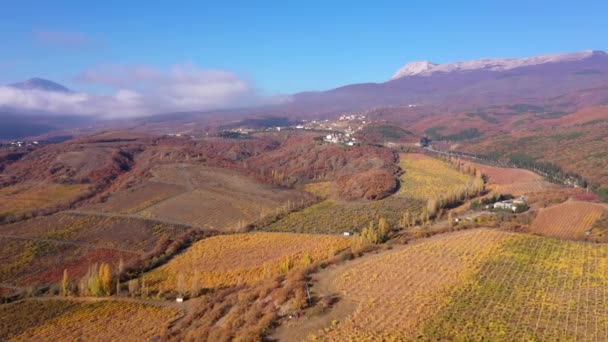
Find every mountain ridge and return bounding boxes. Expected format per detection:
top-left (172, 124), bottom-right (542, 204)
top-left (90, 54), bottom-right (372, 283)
top-left (391, 50), bottom-right (608, 80)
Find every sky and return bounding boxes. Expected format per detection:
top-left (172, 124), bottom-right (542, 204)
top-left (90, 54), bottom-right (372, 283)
top-left (0, 0), bottom-right (607, 117)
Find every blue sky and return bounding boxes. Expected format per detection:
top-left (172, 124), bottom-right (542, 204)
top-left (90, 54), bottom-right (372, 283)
top-left (1, 0), bottom-right (606, 95)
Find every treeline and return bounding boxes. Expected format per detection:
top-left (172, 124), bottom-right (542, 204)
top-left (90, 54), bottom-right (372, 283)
top-left (425, 127), bottom-right (481, 141)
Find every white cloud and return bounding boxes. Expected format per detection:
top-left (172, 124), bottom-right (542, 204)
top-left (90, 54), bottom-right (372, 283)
top-left (0, 64), bottom-right (289, 118)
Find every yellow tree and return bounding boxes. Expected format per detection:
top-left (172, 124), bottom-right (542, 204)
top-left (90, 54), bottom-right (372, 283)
top-left (378, 217), bottom-right (390, 242)
top-left (99, 263), bottom-right (113, 296)
top-left (62, 269), bottom-right (69, 297)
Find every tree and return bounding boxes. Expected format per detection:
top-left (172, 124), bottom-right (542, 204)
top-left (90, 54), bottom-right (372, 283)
top-left (378, 217), bottom-right (390, 242)
top-left (99, 263), bottom-right (113, 296)
top-left (62, 269), bottom-right (69, 297)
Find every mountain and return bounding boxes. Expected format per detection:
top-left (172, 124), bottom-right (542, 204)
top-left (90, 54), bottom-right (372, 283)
top-left (391, 50), bottom-right (607, 79)
top-left (7, 77), bottom-right (72, 93)
top-left (278, 50), bottom-right (608, 117)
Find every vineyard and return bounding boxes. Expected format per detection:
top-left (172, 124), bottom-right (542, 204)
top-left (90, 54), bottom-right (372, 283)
top-left (262, 197), bottom-right (425, 234)
top-left (145, 232), bottom-right (350, 292)
top-left (466, 161), bottom-right (550, 195)
top-left (421, 233), bottom-right (608, 341)
top-left (399, 153), bottom-right (473, 200)
top-left (1, 299), bottom-right (180, 341)
top-left (0, 182), bottom-right (89, 217)
top-left (313, 229), bottom-right (514, 340)
top-left (313, 229), bottom-right (608, 341)
top-left (530, 201), bottom-right (605, 239)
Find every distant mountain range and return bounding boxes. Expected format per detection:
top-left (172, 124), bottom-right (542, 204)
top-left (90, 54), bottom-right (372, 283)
top-left (7, 77), bottom-right (72, 93)
top-left (391, 50), bottom-right (607, 79)
top-left (2, 50), bottom-right (608, 139)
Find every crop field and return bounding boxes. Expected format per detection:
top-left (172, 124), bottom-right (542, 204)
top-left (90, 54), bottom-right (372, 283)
top-left (0, 213), bottom-right (189, 287)
top-left (1, 213), bottom-right (189, 252)
top-left (0, 299), bottom-right (180, 341)
top-left (262, 196), bottom-right (425, 234)
top-left (530, 201), bottom-right (605, 239)
top-left (301, 181), bottom-right (334, 198)
top-left (146, 232), bottom-right (350, 291)
top-left (399, 153), bottom-right (472, 200)
top-left (313, 229), bottom-right (608, 341)
top-left (136, 164), bottom-right (310, 231)
top-left (0, 182), bottom-right (89, 217)
top-left (466, 161), bottom-right (550, 195)
top-left (313, 229), bottom-right (512, 340)
top-left (83, 181), bottom-right (187, 214)
top-left (0, 237), bottom-right (139, 287)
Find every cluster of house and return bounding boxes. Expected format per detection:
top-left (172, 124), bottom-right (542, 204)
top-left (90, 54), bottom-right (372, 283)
top-left (491, 196), bottom-right (528, 212)
top-left (2, 140), bottom-right (39, 148)
top-left (323, 133), bottom-right (358, 146)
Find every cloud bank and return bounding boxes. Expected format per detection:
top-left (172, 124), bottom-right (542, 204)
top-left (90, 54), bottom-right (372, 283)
top-left (0, 64), bottom-right (288, 118)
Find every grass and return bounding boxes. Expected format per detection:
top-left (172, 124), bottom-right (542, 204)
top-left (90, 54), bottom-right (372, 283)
top-left (399, 153), bottom-right (473, 200)
top-left (2, 300), bottom-right (180, 341)
top-left (145, 232), bottom-right (350, 292)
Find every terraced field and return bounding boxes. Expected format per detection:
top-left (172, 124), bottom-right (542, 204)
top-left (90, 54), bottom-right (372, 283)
top-left (312, 229), bottom-right (608, 341)
top-left (399, 153), bottom-right (473, 200)
top-left (530, 200), bottom-right (605, 239)
top-left (0, 299), bottom-right (180, 341)
top-left (146, 232), bottom-right (350, 292)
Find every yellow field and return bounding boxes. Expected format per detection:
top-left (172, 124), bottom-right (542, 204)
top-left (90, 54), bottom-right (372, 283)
top-left (1, 299), bottom-right (180, 341)
top-left (399, 153), bottom-right (472, 200)
top-left (146, 232), bottom-right (350, 291)
top-left (531, 200), bottom-right (605, 239)
top-left (313, 229), bottom-right (608, 341)
top-left (314, 229), bottom-right (513, 340)
top-left (301, 181), bottom-right (333, 198)
top-left (0, 182), bottom-right (89, 216)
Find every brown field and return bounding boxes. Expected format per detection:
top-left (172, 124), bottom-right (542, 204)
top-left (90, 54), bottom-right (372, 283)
top-left (0, 237), bottom-right (139, 287)
top-left (310, 229), bottom-right (608, 341)
top-left (530, 200), bottom-right (605, 239)
top-left (1, 299), bottom-right (180, 341)
top-left (137, 164), bottom-right (311, 231)
top-left (0, 182), bottom-right (89, 217)
top-left (0, 213), bottom-right (190, 287)
top-left (146, 232), bottom-right (350, 292)
top-left (466, 162), bottom-right (550, 195)
top-left (83, 181), bottom-right (187, 214)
